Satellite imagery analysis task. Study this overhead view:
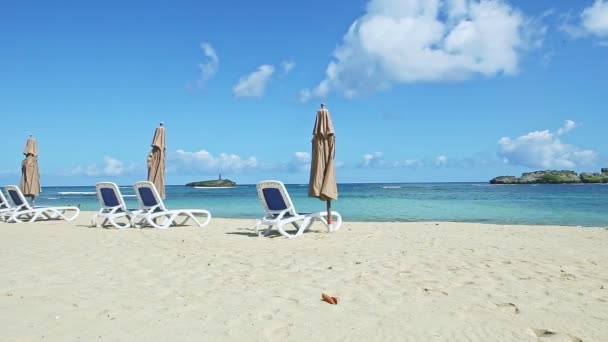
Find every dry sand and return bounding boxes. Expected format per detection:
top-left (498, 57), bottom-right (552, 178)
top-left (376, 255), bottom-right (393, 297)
top-left (1, 212), bottom-right (607, 341)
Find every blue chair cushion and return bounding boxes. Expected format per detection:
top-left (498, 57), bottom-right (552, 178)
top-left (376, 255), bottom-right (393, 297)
top-left (138, 187), bottom-right (158, 207)
top-left (263, 188), bottom-right (287, 211)
top-left (8, 190), bottom-right (24, 206)
top-left (100, 188), bottom-right (120, 207)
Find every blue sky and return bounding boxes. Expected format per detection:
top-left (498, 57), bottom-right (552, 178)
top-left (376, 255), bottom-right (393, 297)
top-left (1, 0), bottom-right (607, 186)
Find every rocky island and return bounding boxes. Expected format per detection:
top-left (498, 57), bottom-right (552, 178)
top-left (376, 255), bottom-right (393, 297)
top-left (490, 168), bottom-right (608, 184)
top-left (186, 175), bottom-right (236, 188)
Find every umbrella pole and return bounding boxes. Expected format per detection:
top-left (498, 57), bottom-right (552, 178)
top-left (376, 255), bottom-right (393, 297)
top-left (326, 200), bottom-right (332, 225)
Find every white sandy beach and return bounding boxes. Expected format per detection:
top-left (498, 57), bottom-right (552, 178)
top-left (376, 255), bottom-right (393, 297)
top-left (1, 212), bottom-right (607, 341)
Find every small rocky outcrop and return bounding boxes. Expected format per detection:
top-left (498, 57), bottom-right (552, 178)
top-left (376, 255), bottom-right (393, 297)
top-left (490, 169), bottom-right (608, 184)
top-left (489, 176), bottom-right (519, 184)
top-left (186, 179), bottom-right (236, 187)
top-left (580, 172), bottom-right (608, 183)
top-left (519, 170), bottom-right (581, 184)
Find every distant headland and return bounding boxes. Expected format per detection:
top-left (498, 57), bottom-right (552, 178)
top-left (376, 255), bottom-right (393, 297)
top-left (490, 168), bottom-right (608, 184)
top-left (186, 174), bottom-right (236, 188)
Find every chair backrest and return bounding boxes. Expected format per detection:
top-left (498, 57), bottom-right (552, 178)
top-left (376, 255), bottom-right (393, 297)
top-left (0, 190), bottom-right (11, 209)
top-left (256, 180), bottom-right (298, 216)
top-left (134, 181), bottom-right (167, 212)
top-left (96, 182), bottom-right (128, 211)
top-left (5, 185), bottom-right (32, 210)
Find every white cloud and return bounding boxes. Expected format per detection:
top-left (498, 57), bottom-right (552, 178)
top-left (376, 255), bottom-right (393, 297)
top-left (362, 152), bottom-right (386, 168)
top-left (497, 120), bottom-right (597, 169)
top-left (395, 159), bottom-right (422, 167)
top-left (560, 1), bottom-right (608, 43)
top-left (196, 43), bottom-right (219, 87)
top-left (582, 0), bottom-right (608, 39)
top-left (233, 65), bottom-right (275, 98)
top-left (68, 157), bottom-right (135, 177)
top-left (282, 61), bottom-right (295, 74)
top-left (361, 152), bottom-right (421, 168)
top-left (556, 119), bottom-right (577, 135)
top-left (286, 152), bottom-right (310, 172)
top-left (301, 0), bottom-right (536, 99)
top-left (559, 14), bottom-right (587, 39)
top-left (170, 150), bottom-right (259, 174)
top-left (435, 155), bottom-right (448, 166)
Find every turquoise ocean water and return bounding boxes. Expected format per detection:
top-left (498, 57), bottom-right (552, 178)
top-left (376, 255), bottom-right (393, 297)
top-left (20, 183), bottom-right (608, 227)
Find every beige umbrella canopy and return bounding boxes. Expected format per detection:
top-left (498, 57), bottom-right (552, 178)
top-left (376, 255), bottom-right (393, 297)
top-left (20, 135), bottom-right (41, 203)
top-left (308, 104), bottom-right (338, 223)
top-left (147, 122), bottom-right (166, 199)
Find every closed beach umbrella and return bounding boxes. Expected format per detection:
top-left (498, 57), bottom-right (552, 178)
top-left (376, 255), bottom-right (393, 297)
top-left (308, 103), bottom-right (338, 224)
top-left (20, 135), bottom-right (41, 204)
top-left (147, 122), bottom-right (166, 199)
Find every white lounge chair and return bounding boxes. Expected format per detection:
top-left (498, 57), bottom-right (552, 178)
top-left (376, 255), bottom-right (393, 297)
top-left (255, 180), bottom-right (342, 238)
top-left (91, 182), bottom-right (140, 229)
top-left (3, 185), bottom-right (80, 223)
top-left (0, 190), bottom-right (15, 221)
top-left (132, 181), bottom-right (211, 229)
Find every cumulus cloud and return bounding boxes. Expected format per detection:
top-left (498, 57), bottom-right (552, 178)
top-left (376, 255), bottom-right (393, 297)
top-left (68, 157), bottom-right (135, 177)
top-left (556, 119), bottom-right (577, 135)
top-left (170, 150), bottom-right (259, 174)
top-left (286, 152), bottom-right (310, 172)
top-left (582, 0), bottom-right (608, 39)
top-left (360, 152), bottom-right (421, 168)
top-left (196, 43), bottom-right (219, 87)
top-left (361, 152), bottom-right (387, 168)
top-left (395, 159), bottom-right (422, 167)
top-left (301, 0), bottom-right (536, 99)
top-left (233, 65), bottom-right (275, 98)
top-left (435, 155), bottom-right (448, 166)
top-left (282, 61), bottom-right (295, 74)
top-left (560, 1), bottom-right (608, 43)
top-left (497, 120), bottom-right (597, 169)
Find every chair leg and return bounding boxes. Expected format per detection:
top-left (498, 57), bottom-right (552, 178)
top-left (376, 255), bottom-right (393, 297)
top-left (148, 215), bottom-right (171, 229)
top-left (110, 217), bottom-right (130, 229)
top-left (93, 216), bottom-right (107, 228)
top-left (29, 211), bottom-right (44, 223)
top-left (296, 217), bottom-right (314, 236)
top-left (255, 220), bottom-right (262, 236)
top-left (186, 211), bottom-right (210, 227)
top-left (306, 212), bottom-right (343, 232)
top-left (328, 212), bottom-right (343, 232)
top-left (277, 223), bottom-right (296, 238)
top-left (263, 225), bottom-right (274, 236)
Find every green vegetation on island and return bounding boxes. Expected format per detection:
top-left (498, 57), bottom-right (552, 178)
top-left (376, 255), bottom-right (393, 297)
top-left (186, 174), bottom-right (236, 187)
top-left (490, 168), bottom-right (608, 184)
